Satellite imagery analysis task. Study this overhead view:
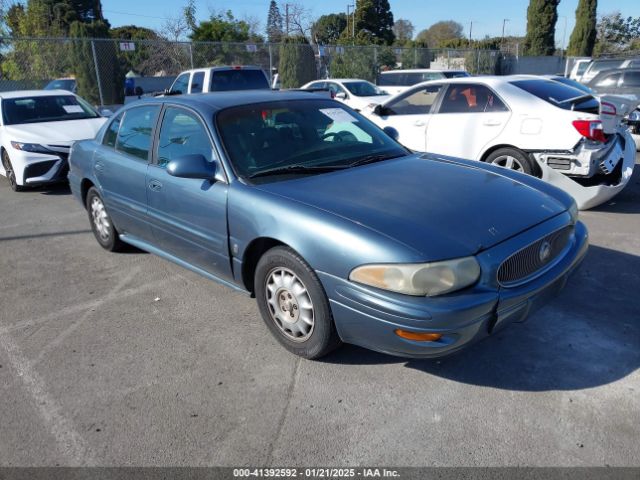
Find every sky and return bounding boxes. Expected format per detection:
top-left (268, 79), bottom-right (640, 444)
top-left (103, 0), bottom-right (640, 47)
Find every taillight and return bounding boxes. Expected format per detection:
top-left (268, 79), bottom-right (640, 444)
top-left (600, 101), bottom-right (616, 116)
top-left (572, 120), bottom-right (606, 142)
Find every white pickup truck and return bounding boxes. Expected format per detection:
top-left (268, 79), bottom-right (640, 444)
top-left (168, 66), bottom-right (271, 94)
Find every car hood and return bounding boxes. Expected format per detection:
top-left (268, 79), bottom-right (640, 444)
top-left (256, 154), bottom-right (567, 260)
top-left (3, 118), bottom-right (107, 144)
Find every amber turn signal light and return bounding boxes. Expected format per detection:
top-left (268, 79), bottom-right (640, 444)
top-left (394, 329), bottom-right (442, 342)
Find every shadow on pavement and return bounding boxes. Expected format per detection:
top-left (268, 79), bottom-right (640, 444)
top-left (324, 245), bottom-right (640, 392)
top-left (37, 183), bottom-right (71, 196)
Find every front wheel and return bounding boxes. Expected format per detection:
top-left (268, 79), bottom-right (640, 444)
top-left (2, 150), bottom-right (25, 192)
top-left (255, 246), bottom-right (341, 359)
top-left (484, 147), bottom-right (540, 177)
top-left (86, 187), bottom-right (123, 252)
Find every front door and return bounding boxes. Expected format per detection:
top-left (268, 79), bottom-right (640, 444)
top-left (369, 84), bottom-right (445, 152)
top-left (425, 83), bottom-right (511, 160)
top-left (146, 106), bottom-right (231, 278)
top-left (93, 105), bottom-right (160, 241)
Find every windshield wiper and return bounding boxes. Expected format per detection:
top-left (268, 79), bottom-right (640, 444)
top-left (248, 164), bottom-right (344, 179)
top-left (345, 152), bottom-right (404, 168)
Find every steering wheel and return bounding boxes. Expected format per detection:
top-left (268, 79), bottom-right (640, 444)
top-left (321, 131), bottom-right (358, 142)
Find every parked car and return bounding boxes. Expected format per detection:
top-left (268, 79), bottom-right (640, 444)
top-left (69, 91), bottom-right (587, 359)
top-left (587, 68), bottom-right (640, 106)
top-left (0, 90), bottom-right (107, 191)
top-left (44, 77), bottom-right (77, 93)
top-left (567, 58), bottom-right (591, 82)
top-left (167, 66), bottom-right (270, 94)
top-left (580, 57), bottom-right (640, 84)
top-left (363, 76), bottom-right (636, 210)
top-left (301, 79), bottom-right (390, 111)
top-left (376, 69), bottom-right (470, 95)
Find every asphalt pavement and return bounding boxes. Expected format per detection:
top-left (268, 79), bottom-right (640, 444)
top-left (0, 156), bottom-right (639, 467)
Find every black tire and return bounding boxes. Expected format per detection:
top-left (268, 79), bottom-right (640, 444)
top-left (255, 246), bottom-right (342, 359)
top-left (484, 147), bottom-right (540, 177)
top-left (2, 150), bottom-right (25, 192)
top-left (85, 187), bottom-right (123, 252)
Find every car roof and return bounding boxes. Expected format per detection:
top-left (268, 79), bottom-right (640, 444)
top-left (130, 90), bottom-right (330, 112)
top-left (0, 89), bottom-right (77, 99)
top-left (180, 65), bottom-right (265, 74)
top-left (379, 69), bottom-right (466, 74)
top-left (320, 78), bottom-right (371, 83)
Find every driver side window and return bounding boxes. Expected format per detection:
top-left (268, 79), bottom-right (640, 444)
top-left (385, 85), bottom-right (443, 115)
top-left (157, 107), bottom-right (213, 168)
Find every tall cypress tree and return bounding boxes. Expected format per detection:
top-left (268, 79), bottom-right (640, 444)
top-left (523, 0), bottom-right (559, 55)
top-left (567, 0), bottom-right (597, 56)
top-left (266, 0), bottom-right (284, 43)
top-left (353, 0), bottom-right (395, 45)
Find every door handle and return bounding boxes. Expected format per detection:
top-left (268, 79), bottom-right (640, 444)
top-left (413, 120), bottom-right (426, 127)
top-left (94, 161), bottom-right (105, 172)
top-left (483, 119), bottom-right (502, 126)
top-left (148, 179), bottom-right (163, 192)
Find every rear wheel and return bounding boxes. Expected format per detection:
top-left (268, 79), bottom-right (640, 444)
top-left (255, 246), bottom-right (342, 359)
top-left (86, 187), bottom-right (123, 252)
top-left (2, 150), bottom-right (25, 192)
top-left (485, 147), bottom-right (540, 177)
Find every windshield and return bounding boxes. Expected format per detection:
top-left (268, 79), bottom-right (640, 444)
top-left (2, 95), bottom-right (99, 125)
top-left (210, 69), bottom-right (270, 91)
top-left (44, 79), bottom-right (76, 91)
top-left (343, 81), bottom-right (387, 96)
top-left (216, 99), bottom-right (407, 183)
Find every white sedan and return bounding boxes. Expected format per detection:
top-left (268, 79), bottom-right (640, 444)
top-left (301, 79), bottom-right (390, 111)
top-left (363, 76), bottom-right (636, 210)
top-left (0, 90), bottom-right (107, 191)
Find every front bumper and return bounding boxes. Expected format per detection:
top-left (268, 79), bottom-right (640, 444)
top-left (10, 148), bottom-right (70, 186)
top-left (534, 131), bottom-right (636, 210)
top-left (320, 218), bottom-right (588, 359)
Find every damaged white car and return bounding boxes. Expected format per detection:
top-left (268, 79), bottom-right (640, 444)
top-left (363, 76), bottom-right (636, 210)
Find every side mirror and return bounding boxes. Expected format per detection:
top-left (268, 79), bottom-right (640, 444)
top-left (383, 126), bottom-right (399, 141)
top-left (373, 104), bottom-right (387, 116)
top-left (335, 92), bottom-right (347, 100)
top-left (166, 154), bottom-right (216, 180)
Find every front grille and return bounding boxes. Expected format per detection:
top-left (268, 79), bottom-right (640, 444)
top-left (497, 225), bottom-right (574, 286)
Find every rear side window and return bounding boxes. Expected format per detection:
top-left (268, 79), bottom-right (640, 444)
top-left (190, 71), bottom-right (205, 93)
top-left (623, 71), bottom-right (640, 87)
top-left (116, 106), bottom-right (160, 161)
top-left (439, 84), bottom-right (508, 113)
top-left (590, 60), bottom-right (623, 73)
top-left (510, 79), bottom-right (599, 113)
top-left (210, 70), bottom-right (269, 91)
top-left (103, 113), bottom-right (123, 147)
top-left (594, 72), bottom-right (621, 87)
top-left (377, 73), bottom-right (403, 86)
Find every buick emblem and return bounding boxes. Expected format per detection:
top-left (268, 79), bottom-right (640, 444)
top-left (539, 241), bottom-right (552, 262)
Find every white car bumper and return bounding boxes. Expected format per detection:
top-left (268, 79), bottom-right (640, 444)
top-left (535, 131), bottom-right (636, 210)
top-left (7, 148), bottom-right (69, 186)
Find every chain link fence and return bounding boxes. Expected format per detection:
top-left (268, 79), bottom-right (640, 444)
top-left (0, 37), bottom-right (503, 106)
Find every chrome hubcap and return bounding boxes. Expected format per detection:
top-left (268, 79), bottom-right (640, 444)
top-left (265, 267), bottom-right (314, 342)
top-left (492, 155), bottom-right (524, 172)
top-left (90, 196), bottom-right (110, 241)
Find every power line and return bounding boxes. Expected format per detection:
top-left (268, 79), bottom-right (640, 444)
top-left (103, 10), bottom-right (167, 21)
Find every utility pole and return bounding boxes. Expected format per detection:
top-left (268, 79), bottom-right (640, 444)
top-left (347, 3), bottom-right (355, 38)
top-left (285, 3), bottom-right (289, 36)
top-left (501, 18), bottom-right (509, 51)
top-left (468, 21), bottom-right (473, 48)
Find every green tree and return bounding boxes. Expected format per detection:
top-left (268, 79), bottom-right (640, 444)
top-left (377, 46), bottom-right (397, 69)
top-left (416, 21), bottom-right (464, 48)
top-left (311, 13), bottom-right (348, 45)
top-left (266, 0), bottom-right (283, 43)
top-left (523, 0), bottom-right (559, 56)
top-left (567, 0), bottom-right (597, 56)
top-left (329, 47), bottom-right (375, 81)
top-left (595, 12), bottom-right (640, 54)
top-left (353, 0), bottom-right (395, 45)
top-left (399, 40), bottom-right (430, 68)
top-left (392, 19), bottom-right (414, 44)
top-left (70, 20), bottom-right (121, 104)
top-left (278, 36), bottom-right (316, 88)
top-left (190, 11), bottom-right (251, 42)
top-left (110, 25), bottom-right (160, 77)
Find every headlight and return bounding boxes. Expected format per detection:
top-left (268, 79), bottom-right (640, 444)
top-left (11, 141), bottom-right (53, 154)
top-left (568, 200), bottom-right (579, 223)
top-left (628, 110), bottom-right (640, 122)
top-left (349, 256), bottom-right (481, 297)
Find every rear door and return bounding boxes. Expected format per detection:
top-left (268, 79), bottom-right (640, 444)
top-left (146, 105), bottom-right (231, 278)
top-left (93, 105), bottom-right (160, 241)
top-left (371, 83), bottom-right (445, 151)
top-left (425, 83), bottom-right (511, 159)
